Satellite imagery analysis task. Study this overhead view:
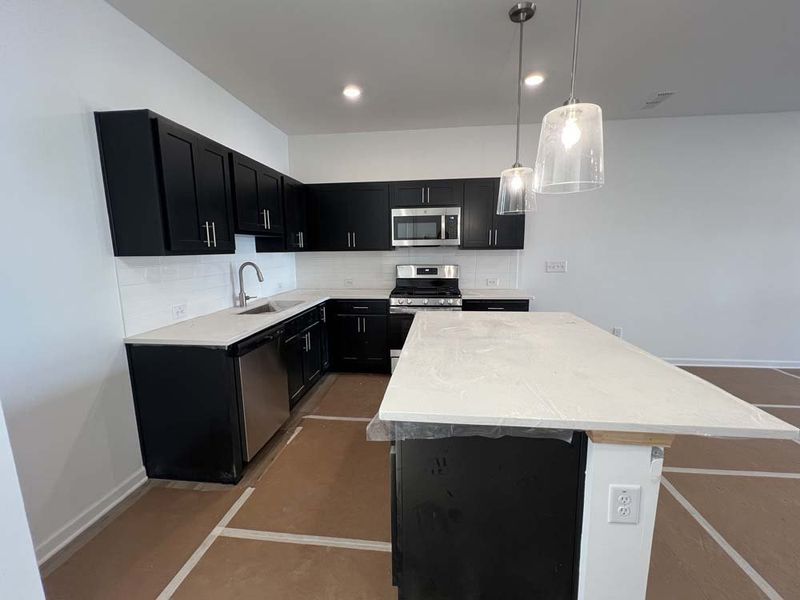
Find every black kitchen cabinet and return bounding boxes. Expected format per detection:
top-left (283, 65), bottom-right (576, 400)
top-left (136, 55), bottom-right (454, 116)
top-left (462, 299), bottom-right (530, 312)
top-left (284, 175), bottom-right (309, 251)
top-left (283, 307), bottom-right (324, 407)
top-left (320, 303), bottom-right (331, 370)
top-left (329, 300), bottom-right (390, 372)
top-left (95, 109), bottom-right (235, 256)
top-left (390, 179), bottom-right (464, 207)
top-left (285, 332), bottom-right (307, 404)
top-left (462, 178), bottom-right (525, 249)
top-left (230, 152), bottom-right (284, 236)
top-left (309, 183), bottom-right (391, 250)
top-left (392, 434), bottom-right (586, 599)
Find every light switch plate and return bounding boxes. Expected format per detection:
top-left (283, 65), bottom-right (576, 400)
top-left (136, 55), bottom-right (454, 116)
top-left (545, 260), bottom-right (568, 273)
top-left (608, 484), bottom-right (641, 524)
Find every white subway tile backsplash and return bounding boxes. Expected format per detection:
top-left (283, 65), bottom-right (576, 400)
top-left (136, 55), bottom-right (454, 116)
top-left (295, 248), bottom-right (520, 290)
top-left (115, 235), bottom-right (297, 336)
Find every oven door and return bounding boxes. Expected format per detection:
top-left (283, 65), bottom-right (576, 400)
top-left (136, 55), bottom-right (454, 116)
top-left (391, 207), bottom-right (461, 247)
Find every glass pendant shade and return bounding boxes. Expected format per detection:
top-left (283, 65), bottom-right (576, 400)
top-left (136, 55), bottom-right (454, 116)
top-left (533, 102), bottom-right (604, 194)
top-left (497, 165), bottom-right (536, 214)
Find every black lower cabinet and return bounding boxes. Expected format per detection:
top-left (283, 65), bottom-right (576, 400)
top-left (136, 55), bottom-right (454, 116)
top-left (284, 308), bottom-right (325, 408)
top-left (329, 301), bottom-right (390, 373)
top-left (127, 344), bottom-right (244, 483)
top-left (392, 434), bottom-right (587, 599)
top-left (462, 299), bottom-right (530, 312)
top-left (285, 332), bottom-right (308, 405)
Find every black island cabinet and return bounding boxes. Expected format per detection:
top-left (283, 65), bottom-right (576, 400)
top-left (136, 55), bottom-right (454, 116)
top-left (95, 109), bottom-right (235, 256)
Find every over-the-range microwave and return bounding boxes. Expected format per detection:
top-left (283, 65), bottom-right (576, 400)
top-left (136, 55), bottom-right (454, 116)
top-left (391, 206), bottom-right (461, 247)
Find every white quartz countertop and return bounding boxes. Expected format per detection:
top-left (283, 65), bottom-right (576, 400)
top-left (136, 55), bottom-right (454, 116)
top-left (379, 312), bottom-right (800, 440)
top-left (124, 288), bottom-right (533, 347)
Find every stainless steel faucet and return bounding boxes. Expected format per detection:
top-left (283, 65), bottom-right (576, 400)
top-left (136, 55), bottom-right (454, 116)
top-left (238, 262), bottom-right (264, 307)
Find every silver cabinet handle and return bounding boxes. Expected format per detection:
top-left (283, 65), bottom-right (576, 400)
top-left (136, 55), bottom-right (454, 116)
top-left (488, 229), bottom-right (492, 246)
top-left (421, 188), bottom-right (425, 204)
top-left (361, 316), bottom-right (366, 333)
top-left (494, 229), bottom-right (498, 246)
top-left (266, 209), bottom-right (271, 230)
top-left (203, 221), bottom-right (211, 247)
top-left (426, 187), bottom-right (430, 204)
top-left (211, 221), bottom-right (217, 247)
top-left (352, 231), bottom-right (356, 248)
top-left (352, 306), bottom-right (369, 310)
top-left (321, 306), bottom-right (326, 322)
top-left (487, 307), bottom-right (505, 310)
top-left (356, 317), bottom-right (361, 333)
top-left (261, 209), bottom-right (268, 229)
top-left (347, 232), bottom-right (351, 248)
top-left (306, 332), bottom-right (311, 352)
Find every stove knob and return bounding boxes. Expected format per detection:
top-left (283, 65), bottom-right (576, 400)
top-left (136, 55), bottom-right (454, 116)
top-left (423, 299), bottom-right (429, 305)
top-left (439, 299), bottom-right (445, 305)
top-left (448, 299), bottom-right (454, 305)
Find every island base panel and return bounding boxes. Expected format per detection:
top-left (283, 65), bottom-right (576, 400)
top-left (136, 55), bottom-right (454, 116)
top-left (393, 433), bottom-right (587, 599)
top-left (577, 440), bottom-right (664, 600)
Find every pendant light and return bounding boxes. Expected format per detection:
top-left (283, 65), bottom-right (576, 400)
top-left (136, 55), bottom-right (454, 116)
top-left (497, 2), bottom-right (537, 215)
top-left (533, 0), bottom-right (604, 194)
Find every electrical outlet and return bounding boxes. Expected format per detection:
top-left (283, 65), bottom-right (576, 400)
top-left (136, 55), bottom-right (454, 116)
top-left (545, 260), bottom-right (568, 273)
top-left (486, 277), bottom-right (500, 287)
top-left (171, 303), bottom-right (187, 321)
top-left (344, 278), bottom-right (354, 288)
top-left (612, 327), bottom-right (623, 338)
top-left (608, 484), bottom-right (641, 524)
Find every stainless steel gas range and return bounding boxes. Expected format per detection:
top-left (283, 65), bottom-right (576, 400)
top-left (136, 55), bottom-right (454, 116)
top-left (389, 264), bottom-right (461, 371)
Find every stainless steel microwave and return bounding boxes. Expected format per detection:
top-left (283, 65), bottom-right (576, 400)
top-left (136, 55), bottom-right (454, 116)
top-left (391, 207), bottom-right (461, 247)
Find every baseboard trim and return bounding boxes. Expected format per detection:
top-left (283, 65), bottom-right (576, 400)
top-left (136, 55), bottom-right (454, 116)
top-left (663, 358), bottom-right (800, 369)
top-left (35, 467), bottom-right (148, 565)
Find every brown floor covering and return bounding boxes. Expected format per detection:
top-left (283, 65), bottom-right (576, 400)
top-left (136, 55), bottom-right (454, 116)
top-left (173, 537), bottom-right (394, 600)
top-left (762, 406), bottom-right (800, 428)
top-left (230, 418), bottom-right (391, 541)
top-left (646, 489), bottom-right (768, 600)
top-left (781, 369), bottom-right (800, 377)
top-left (41, 368), bottom-right (799, 599)
top-left (312, 373), bottom-right (388, 418)
top-left (665, 435), bottom-right (800, 473)
top-left (682, 366), bottom-right (800, 405)
top-left (665, 473), bottom-right (800, 599)
top-left (42, 487), bottom-right (237, 599)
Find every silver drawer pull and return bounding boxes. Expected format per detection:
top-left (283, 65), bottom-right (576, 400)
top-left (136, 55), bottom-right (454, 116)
top-left (487, 307), bottom-right (505, 311)
top-left (352, 306), bottom-right (369, 310)
top-left (211, 221), bottom-right (217, 247)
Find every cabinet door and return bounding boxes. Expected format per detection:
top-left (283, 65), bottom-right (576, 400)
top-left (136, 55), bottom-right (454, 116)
top-left (361, 315), bottom-right (389, 364)
top-left (285, 334), bottom-right (306, 405)
top-left (284, 176), bottom-right (308, 251)
top-left (320, 305), bottom-right (330, 370)
top-left (426, 180), bottom-right (463, 206)
top-left (390, 181), bottom-right (427, 208)
top-left (259, 167), bottom-right (284, 235)
top-left (332, 315), bottom-right (362, 368)
top-left (195, 137), bottom-right (235, 253)
top-left (156, 120), bottom-right (209, 253)
top-left (231, 153), bottom-right (261, 233)
top-left (347, 183), bottom-right (390, 250)
top-left (491, 180), bottom-right (525, 249)
top-left (309, 185), bottom-right (350, 250)
top-left (303, 323), bottom-right (323, 386)
top-left (461, 179), bottom-right (494, 249)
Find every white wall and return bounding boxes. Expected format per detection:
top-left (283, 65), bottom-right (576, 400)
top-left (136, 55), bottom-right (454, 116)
top-left (296, 248), bottom-right (519, 291)
top-left (0, 0), bottom-right (292, 562)
top-left (0, 401), bottom-right (44, 599)
top-left (290, 112), bottom-right (800, 365)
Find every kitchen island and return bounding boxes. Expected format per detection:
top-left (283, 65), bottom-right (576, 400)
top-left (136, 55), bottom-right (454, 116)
top-left (378, 312), bottom-right (799, 600)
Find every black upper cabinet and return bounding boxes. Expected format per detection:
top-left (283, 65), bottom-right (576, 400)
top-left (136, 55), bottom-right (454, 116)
top-left (230, 152), bottom-right (284, 236)
top-left (461, 178), bottom-right (525, 249)
top-left (96, 109), bottom-right (235, 256)
top-left (309, 183), bottom-right (390, 251)
top-left (283, 176), bottom-right (309, 251)
top-left (390, 180), bottom-right (463, 207)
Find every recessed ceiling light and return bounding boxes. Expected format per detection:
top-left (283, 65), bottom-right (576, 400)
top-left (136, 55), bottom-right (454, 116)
top-left (342, 85), bottom-right (362, 100)
top-left (524, 73), bottom-right (545, 87)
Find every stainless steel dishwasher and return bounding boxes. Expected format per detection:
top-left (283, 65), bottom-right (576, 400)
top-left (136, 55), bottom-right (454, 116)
top-left (233, 327), bottom-right (290, 461)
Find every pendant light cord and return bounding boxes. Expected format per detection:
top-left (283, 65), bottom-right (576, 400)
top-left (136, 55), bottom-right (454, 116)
top-left (514, 20), bottom-right (524, 167)
top-left (568, 0), bottom-right (582, 104)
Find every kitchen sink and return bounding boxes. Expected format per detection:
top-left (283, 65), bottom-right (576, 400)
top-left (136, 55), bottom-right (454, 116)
top-left (239, 300), bottom-right (303, 315)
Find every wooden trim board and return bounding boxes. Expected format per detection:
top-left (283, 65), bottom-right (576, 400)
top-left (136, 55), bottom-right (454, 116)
top-left (588, 431), bottom-right (674, 447)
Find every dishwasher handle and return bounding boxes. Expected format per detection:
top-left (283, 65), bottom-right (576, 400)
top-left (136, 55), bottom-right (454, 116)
top-left (233, 328), bottom-right (284, 357)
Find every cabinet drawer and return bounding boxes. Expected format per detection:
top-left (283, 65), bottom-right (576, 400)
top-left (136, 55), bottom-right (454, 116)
top-left (284, 306), bottom-right (321, 337)
top-left (329, 299), bottom-right (388, 315)
top-left (462, 299), bottom-right (530, 312)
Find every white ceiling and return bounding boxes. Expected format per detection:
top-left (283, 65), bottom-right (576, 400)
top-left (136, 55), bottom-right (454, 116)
top-left (107, 0), bottom-right (800, 135)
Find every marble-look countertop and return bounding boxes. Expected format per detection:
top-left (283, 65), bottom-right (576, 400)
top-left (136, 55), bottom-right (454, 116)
top-left (124, 288), bottom-right (533, 347)
top-left (379, 312), bottom-right (800, 439)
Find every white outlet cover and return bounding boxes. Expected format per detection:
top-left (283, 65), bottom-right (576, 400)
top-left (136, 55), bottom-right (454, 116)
top-left (608, 484), bottom-right (641, 524)
top-left (486, 277), bottom-right (499, 287)
top-left (344, 278), bottom-right (354, 287)
top-left (171, 303), bottom-right (187, 321)
top-left (545, 260), bottom-right (568, 273)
